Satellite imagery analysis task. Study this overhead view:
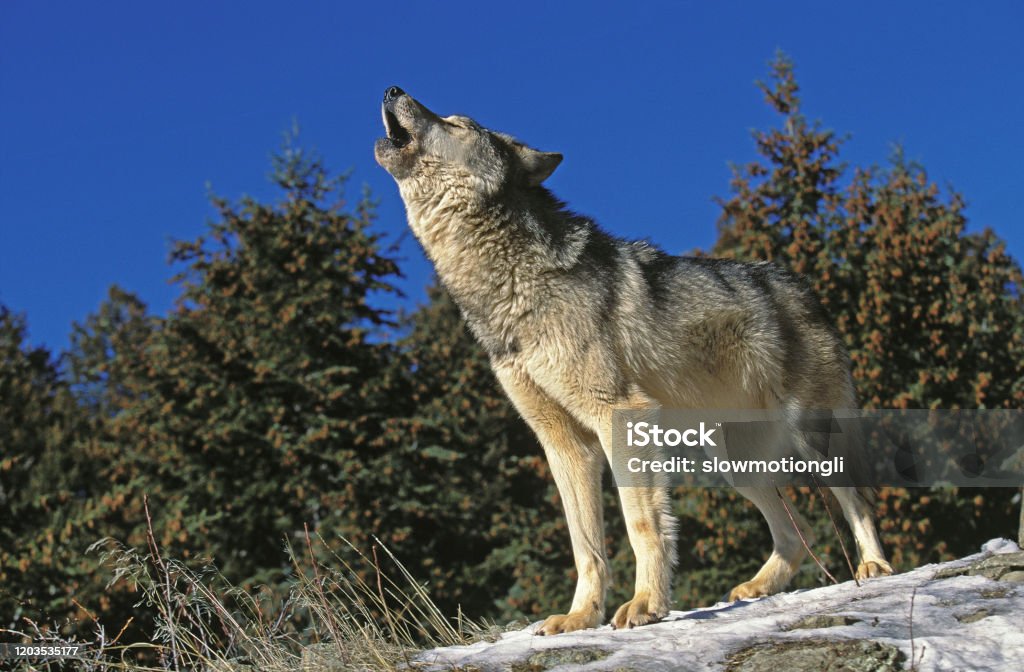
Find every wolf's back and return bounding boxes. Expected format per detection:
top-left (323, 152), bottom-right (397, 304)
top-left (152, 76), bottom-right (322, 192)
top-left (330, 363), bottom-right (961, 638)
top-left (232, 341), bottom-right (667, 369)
top-left (612, 248), bottom-right (856, 409)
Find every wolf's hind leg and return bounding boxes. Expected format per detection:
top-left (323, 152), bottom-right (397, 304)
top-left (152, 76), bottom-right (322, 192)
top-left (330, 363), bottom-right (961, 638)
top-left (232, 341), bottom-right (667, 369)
top-left (728, 486), bottom-right (810, 601)
top-left (493, 364), bottom-right (609, 635)
top-left (831, 487), bottom-right (893, 579)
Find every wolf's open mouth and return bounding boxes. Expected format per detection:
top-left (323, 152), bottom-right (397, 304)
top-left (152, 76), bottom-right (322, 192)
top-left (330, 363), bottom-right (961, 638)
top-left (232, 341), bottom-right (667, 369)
top-left (384, 108), bottom-right (411, 148)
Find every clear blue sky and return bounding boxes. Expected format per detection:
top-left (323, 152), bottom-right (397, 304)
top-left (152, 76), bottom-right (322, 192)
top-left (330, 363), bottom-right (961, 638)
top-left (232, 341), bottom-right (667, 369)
top-left (2, 1), bottom-right (1022, 352)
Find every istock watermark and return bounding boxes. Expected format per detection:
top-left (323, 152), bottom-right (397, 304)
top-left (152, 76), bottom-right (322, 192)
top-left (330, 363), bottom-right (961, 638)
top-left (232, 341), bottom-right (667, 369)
top-left (611, 409), bottom-right (1024, 488)
top-left (626, 420), bottom-right (719, 447)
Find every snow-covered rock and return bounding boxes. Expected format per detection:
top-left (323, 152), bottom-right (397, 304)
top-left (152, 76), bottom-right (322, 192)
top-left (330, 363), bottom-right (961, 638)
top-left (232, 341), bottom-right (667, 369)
top-left (417, 539), bottom-right (1024, 671)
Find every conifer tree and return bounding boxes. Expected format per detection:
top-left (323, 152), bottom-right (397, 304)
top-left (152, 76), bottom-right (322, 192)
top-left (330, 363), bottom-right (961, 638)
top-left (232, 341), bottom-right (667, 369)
top-left (707, 52), bottom-right (1024, 586)
top-left (0, 308), bottom-right (100, 628)
top-left (65, 140), bottom-right (408, 615)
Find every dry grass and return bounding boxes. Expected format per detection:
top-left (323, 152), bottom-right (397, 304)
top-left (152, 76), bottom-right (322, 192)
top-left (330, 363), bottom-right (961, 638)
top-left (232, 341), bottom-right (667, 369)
top-left (2, 502), bottom-right (489, 671)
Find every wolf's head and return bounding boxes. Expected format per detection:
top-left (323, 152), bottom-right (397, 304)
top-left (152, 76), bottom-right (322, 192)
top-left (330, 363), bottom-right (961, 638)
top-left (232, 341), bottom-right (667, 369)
top-left (374, 86), bottom-right (562, 201)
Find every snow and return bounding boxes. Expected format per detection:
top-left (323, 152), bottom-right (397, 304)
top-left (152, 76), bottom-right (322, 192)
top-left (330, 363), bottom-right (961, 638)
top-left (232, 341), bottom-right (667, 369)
top-left (417, 539), bottom-right (1024, 671)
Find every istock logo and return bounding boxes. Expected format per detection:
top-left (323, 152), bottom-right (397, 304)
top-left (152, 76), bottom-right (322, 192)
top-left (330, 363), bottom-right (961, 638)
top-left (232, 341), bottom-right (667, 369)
top-left (626, 421), bottom-right (718, 447)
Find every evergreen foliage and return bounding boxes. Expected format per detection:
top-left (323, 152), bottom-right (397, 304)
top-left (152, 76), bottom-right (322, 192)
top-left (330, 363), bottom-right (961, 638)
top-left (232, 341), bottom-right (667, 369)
top-left (699, 52), bottom-right (1024, 597)
top-left (0, 309), bottom-right (101, 628)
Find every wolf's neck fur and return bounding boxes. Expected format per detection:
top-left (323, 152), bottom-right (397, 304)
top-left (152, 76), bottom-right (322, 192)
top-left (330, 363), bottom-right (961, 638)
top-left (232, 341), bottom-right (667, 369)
top-left (401, 183), bottom-right (591, 355)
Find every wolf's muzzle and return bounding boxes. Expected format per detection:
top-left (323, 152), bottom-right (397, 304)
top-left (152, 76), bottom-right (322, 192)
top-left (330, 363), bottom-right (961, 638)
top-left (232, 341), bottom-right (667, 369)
top-left (381, 86), bottom-right (412, 148)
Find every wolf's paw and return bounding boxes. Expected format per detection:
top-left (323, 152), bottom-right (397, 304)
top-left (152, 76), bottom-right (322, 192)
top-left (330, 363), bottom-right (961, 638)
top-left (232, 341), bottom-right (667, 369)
top-left (537, 609), bottom-right (601, 635)
top-left (855, 560), bottom-right (894, 580)
top-left (727, 579), bottom-right (771, 602)
top-left (611, 593), bottom-right (668, 629)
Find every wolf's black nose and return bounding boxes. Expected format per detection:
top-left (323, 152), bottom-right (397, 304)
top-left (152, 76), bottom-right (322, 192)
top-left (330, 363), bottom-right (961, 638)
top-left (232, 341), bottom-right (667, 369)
top-left (384, 86), bottom-right (404, 103)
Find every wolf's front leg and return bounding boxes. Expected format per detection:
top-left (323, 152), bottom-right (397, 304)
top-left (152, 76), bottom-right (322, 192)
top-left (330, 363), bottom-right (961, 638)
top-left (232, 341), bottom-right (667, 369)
top-left (493, 364), bottom-right (610, 635)
top-left (598, 399), bottom-right (677, 629)
top-left (610, 486), bottom-right (676, 628)
top-left (535, 432), bottom-right (609, 634)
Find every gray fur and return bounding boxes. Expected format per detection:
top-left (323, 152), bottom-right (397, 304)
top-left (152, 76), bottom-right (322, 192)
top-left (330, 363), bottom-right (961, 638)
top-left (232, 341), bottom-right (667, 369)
top-left (375, 89), bottom-right (892, 633)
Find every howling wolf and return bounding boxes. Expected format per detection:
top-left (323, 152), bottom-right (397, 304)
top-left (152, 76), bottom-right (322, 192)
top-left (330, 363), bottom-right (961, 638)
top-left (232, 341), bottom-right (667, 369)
top-left (374, 86), bottom-right (892, 634)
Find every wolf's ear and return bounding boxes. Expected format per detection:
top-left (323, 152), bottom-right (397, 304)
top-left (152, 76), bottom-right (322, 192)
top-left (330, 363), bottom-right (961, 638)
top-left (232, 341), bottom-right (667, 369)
top-left (495, 133), bottom-right (563, 186)
top-left (516, 146), bottom-right (563, 186)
